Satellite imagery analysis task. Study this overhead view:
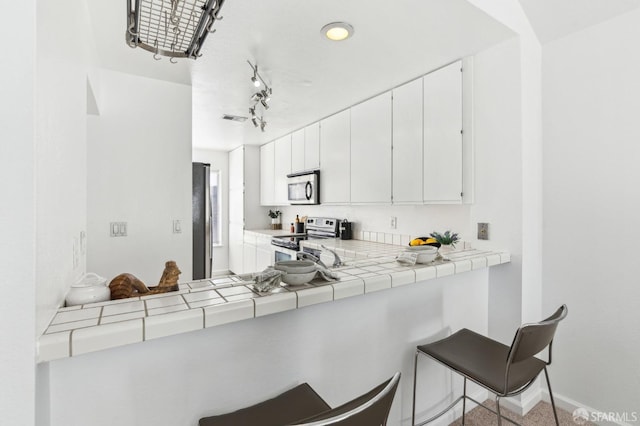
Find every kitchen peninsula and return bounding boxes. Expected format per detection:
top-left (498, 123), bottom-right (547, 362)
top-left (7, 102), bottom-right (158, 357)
top-left (38, 238), bottom-right (509, 362)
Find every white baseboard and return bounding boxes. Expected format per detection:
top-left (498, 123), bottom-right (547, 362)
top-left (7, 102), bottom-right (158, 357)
top-left (540, 389), bottom-right (637, 426)
top-left (499, 388), bottom-right (542, 416)
top-left (490, 387), bottom-right (634, 426)
top-left (405, 388), bottom-right (489, 426)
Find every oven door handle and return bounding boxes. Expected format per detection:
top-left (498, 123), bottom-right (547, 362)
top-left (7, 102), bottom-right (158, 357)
top-left (305, 181), bottom-right (312, 200)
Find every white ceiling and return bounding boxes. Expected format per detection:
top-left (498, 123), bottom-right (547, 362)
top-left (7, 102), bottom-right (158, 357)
top-left (518, 0), bottom-right (640, 44)
top-left (86, 0), bottom-right (640, 152)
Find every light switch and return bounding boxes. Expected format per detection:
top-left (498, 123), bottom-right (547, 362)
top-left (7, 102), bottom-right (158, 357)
top-left (173, 220), bottom-right (182, 234)
top-left (110, 222), bottom-right (128, 237)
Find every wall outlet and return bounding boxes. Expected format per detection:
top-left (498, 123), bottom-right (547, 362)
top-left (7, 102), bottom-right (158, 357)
top-left (477, 222), bottom-right (489, 240)
top-left (390, 216), bottom-right (397, 229)
top-left (110, 222), bottom-right (128, 237)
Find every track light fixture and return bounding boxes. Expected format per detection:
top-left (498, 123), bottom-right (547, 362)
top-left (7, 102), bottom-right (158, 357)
top-left (247, 60), bottom-right (273, 132)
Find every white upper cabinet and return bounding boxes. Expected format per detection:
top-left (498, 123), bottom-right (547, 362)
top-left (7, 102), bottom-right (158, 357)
top-left (274, 135), bottom-right (291, 205)
top-left (392, 78), bottom-right (423, 203)
top-left (423, 60), bottom-right (463, 203)
top-left (260, 142), bottom-right (275, 206)
top-left (304, 122), bottom-right (320, 170)
top-left (320, 109), bottom-right (350, 204)
top-left (291, 128), bottom-right (305, 173)
top-left (350, 92), bottom-right (392, 203)
top-left (291, 123), bottom-right (320, 173)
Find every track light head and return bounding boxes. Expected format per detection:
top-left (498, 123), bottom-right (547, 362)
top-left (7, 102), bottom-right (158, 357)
top-left (260, 120), bottom-right (266, 132)
top-left (261, 99), bottom-right (269, 109)
top-left (251, 117), bottom-right (259, 127)
top-left (251, 75), bottom-right (260, 87)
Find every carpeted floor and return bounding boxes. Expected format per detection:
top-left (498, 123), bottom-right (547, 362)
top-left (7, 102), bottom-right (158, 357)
top-left (448, 399), bottom-right (596, 425)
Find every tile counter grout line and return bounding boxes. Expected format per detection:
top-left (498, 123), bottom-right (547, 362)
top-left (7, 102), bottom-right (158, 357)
top-left (142, 317), bottom-right (146, 341)
top-left (201, 307), bottom-right (205, 329)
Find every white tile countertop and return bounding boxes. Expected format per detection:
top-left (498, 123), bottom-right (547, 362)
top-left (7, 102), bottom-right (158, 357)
top-left (37, 243), bottom-right (510, 363)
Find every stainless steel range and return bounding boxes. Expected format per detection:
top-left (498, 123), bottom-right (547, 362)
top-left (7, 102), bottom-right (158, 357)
top-left (271, 217), bottom-right (340, 257)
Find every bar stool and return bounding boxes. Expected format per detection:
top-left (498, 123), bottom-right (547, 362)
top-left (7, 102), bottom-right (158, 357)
top-left (412, 305), bottom-right (567, 426)
top-left (199, 371), bottom-right (400, 426)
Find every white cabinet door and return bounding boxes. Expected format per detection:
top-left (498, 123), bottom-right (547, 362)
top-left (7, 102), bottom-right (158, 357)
top-left (304, 122), bottom-right (320, 170)
top-left (274, 135), bottom-right (291, 205)
top-left (260, 142), bottom-right (275, 205)
top-left (320, 109), bottom-right (350, 204)
top-left (229, 147), bottom-right (244, 191)
top-left (350, 92), bottom-right (392, 203)
top-left (228, 223), bottom-right (244, 274)
top-left (256, 247), bottom-right (272, 271)
top-left (243, 244), bottom-right (256, 274)
top-left (423, 60), bottom-right (462, 203)
top-left (393, 78), bottom-right (423, 203)
top-left (291, 129), bottom-right (305, 173)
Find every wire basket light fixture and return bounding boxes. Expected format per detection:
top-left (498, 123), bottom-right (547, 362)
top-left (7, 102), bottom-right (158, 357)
top-left (126, 0), bottom-right (225, 62)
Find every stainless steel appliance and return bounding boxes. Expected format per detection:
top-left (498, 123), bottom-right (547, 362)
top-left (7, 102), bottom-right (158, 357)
top-left (270, 217), bottom-right (339, 262)
top-left (192, 162), bottom-right (212, 279)
top-left (287, 170), bottom-right (320, 205)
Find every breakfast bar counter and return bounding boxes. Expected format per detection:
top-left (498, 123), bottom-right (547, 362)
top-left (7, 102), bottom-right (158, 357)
top-left (37, 245), bottom-right (510, 363)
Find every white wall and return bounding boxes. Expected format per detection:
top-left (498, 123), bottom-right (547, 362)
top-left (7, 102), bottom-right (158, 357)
top-left (35, 0), bottom-right (93, 335)
top-left (0, 0), bottom-right (36, 423)
top-left (542, 9), bottom-right (640, 417)
top-left (192, 148), bottom-right (229, 274)
top-left (87, 70), bottom-right (192, 285)
top-left (47, 271), bottom-right (490, 426)
top-left (273, 38), bottom-right (525, 345)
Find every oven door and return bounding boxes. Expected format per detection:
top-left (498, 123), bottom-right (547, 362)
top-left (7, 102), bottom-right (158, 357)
top-left (273, 246), bottom-right (297, 263)
top-left (287, 171), bottom-right (319, 205)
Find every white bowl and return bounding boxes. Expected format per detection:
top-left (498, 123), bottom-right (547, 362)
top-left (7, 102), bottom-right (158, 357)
top-left (65, 273), bottom-right (110, 306)
top-left (274, 260), bottom-right (317, 274)
top-left (415, 251), bottom-right (438, 264)
top-left (406, 245), bottom-right (439, 252)
top-left (281, 270), bottom-right (318, 286)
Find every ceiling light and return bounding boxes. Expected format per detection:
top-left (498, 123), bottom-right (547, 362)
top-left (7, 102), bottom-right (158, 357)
top-left (260, 120), bottom-right (267, 132)
top-left (251, 117), bottom-right (259, 128)
top-left (261, 89), bottom-right (271, 102)
top-left (261, 99), bottom-right (270, 109)
top-left (321, 22), bottom-right (354, 41)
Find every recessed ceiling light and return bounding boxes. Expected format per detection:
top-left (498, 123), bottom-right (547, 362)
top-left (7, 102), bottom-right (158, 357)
top-left (321, 22), bottom-right (354, 41)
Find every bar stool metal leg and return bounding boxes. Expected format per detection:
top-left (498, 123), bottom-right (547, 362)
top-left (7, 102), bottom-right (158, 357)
top-left (412, 350), bottom-right (419, 426)
top-left (461, 377), bottom-right (467, 425)
top-left (496, 395), bottom-right (503, 426)
top-left (544, 367), bottom-right (560, 426)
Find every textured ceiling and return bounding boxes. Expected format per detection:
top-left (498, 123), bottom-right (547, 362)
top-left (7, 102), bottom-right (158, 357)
top-left (86, 0), bottom-right (640, 151)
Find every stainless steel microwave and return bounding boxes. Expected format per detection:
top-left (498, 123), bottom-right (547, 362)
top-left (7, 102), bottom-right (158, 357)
top-left (287, 170), bottom-right (320, 205)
